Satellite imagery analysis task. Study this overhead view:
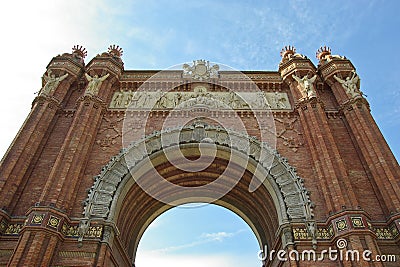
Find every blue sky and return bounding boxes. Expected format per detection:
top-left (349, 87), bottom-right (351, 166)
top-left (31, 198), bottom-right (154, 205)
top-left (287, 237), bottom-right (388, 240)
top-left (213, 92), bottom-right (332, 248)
top-left (0, 1), bottom-right (399, 266)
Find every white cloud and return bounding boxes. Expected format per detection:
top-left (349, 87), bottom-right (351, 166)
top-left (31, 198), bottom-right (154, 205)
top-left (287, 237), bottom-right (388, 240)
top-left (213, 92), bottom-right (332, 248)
top-left (200, 231), bottom-right (235, 242)
top-left (144, 229), bottom-right (244, 254)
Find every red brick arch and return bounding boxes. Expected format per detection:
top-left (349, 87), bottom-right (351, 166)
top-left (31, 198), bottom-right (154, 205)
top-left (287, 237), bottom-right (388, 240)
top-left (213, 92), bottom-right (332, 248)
top-left (81, 124), bottom-right (315, 264)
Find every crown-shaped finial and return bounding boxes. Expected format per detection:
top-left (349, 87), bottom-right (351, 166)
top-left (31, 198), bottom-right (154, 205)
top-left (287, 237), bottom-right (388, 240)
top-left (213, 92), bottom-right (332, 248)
top-left (316, 46), bottom-right (331, 61)
top-left (72, 45), bottom-right (87, 59)
top-left (108, 45), bottom-right (123, 58)
top-left (280, 45), bottom-right (296, 58)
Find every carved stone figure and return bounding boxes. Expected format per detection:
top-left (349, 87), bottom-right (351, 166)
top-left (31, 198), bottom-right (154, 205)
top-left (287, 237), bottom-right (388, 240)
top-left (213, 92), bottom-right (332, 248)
top-left (306, 221), bottom-right (318, 249)
top-left (292, 74), bottom-right (317, 99)
top-left (271, 92), bottom-right (287, 109)
top-left (84, 73), bottom-right (110, 95)
top-left (334, 71), bottom-right (362, 98)
top-left (109, 91), bottom-right (291, 110)
top-left (248, 92), bottom-right (269, 109)
top-left (111, 92), bottom-right (124, 108)
top-left (78, 218), bottom-right (90, 243)
top-left (139, 92), bottom-right (152, 107)
top-left (130, 92), bottom-right (142, 108)
top-left (229, 92), bottom-right (244, 109)
top-left (41, 70), bottom-right (68, 95)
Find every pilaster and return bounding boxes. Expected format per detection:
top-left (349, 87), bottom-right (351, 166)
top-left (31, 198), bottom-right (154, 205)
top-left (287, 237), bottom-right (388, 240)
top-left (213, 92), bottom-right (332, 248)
top-left (7, 206), bottom-right (66, 266)
top-left (318, 47), bottom-right (400, 215)
top-left (279, 46), bottom-right (358, 215)
top-left (39, 45), bottom-right (124, 213)
top-left (0, 46), bottom-right (85, 211)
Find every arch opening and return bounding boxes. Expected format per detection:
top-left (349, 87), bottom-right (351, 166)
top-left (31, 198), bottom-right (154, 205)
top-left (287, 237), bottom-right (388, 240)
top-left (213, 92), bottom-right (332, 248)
top-left (135, 203), bottom-right (262, 267)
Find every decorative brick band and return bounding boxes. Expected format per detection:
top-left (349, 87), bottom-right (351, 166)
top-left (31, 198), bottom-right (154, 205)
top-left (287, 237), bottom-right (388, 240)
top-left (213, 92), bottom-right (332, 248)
top-left (58, 251), bottom-right (96, 258)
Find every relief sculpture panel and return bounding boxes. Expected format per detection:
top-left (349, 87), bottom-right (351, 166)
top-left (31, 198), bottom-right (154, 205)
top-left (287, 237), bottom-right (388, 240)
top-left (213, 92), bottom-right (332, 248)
top-left (109, 89), bottom-right (291, 111)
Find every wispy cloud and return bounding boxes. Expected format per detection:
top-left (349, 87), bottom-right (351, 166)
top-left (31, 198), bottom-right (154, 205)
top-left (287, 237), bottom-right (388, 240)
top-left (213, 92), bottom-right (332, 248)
top-left (150, 229), bottom-right (245, 253)
top-left (200, 231), bottom-right (235, 242)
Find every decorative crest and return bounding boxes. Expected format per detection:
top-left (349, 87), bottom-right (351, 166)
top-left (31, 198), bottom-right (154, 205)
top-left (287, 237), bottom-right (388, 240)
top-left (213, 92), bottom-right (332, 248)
top-left (182, 60), bottom-right (219, 81)
top-left (316, 46), bottom-right (331, 61)
top-left (280, 45), bottom-right (306, 64)
top-left (108, 45), bottom-right (123, 58)
top-left (316, 46), bottom-right (346, 64)
top-left (280, 45), bottom-right (296, 59)
top-left (72, 45), bottom-right (87, 59)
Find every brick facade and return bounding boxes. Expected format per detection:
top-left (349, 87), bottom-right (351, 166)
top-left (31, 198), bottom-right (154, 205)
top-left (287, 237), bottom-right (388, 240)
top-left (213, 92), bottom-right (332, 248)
top-left (0, 45), bottom-right (399, 266)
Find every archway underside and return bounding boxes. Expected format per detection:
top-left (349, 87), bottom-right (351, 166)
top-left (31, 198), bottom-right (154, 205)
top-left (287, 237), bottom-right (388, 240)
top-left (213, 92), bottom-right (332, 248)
top-left (116, 154), bottom-right (280, 259)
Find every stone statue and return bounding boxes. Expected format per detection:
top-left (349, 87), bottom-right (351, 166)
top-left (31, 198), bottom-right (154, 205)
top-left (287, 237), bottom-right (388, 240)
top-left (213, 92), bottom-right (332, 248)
top-left (41, 70), bottom-right (68, 95)
top-left (292, 74), bottom-right (317, 99)
top-left (84, 73), bottom-right (110, 95)
top-left (306, 221), bottom-right (318, 249)
top-left (334, 71), bottom-right (361, 98)
top-left (78, 218), bottom-right (90, 243)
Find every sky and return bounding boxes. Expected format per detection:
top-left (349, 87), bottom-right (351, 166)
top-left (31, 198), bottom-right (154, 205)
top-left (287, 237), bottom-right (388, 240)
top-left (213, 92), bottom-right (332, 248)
top-left (0, 0), bottom-right (399, 266)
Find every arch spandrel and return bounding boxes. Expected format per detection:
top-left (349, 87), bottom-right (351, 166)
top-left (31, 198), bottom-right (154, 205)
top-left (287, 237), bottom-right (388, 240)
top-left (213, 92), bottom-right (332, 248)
top-left (81, 123), bottom-right (316, 258)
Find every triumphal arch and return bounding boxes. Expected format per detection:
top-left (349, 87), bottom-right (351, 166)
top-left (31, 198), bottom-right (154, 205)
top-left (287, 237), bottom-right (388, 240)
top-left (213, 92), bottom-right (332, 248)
top-left (0, 45), bottom-right (399, 266)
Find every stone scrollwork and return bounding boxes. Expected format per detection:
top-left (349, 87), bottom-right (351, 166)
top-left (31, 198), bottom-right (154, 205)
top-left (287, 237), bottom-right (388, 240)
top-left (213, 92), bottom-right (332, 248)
top-left (3, 223), bottom-right (23, 235)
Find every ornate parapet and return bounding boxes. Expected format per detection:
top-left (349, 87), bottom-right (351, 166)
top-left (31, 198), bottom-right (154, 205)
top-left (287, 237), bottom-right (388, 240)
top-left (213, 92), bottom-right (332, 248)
top-left (318, 58), bottom-right (355, 83)
top-left (36, 46), bottom-right (87, 103)
top-left (278, 46), bottom-right (316, 81)
top-left (46, 45), bottom-right (86, 77)
top-left (316, 46), bottom-right (355, 86)
top-left (278, 46), bottom-right (319, 104)
top-left (316, 47), bottom-right (366, 107)
top-left (86, 45), bottom-right (124, 78)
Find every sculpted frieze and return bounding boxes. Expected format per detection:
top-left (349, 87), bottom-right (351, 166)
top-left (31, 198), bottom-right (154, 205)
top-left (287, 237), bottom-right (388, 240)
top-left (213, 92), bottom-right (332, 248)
top-left (109, 90), bottom-right (291, 110)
